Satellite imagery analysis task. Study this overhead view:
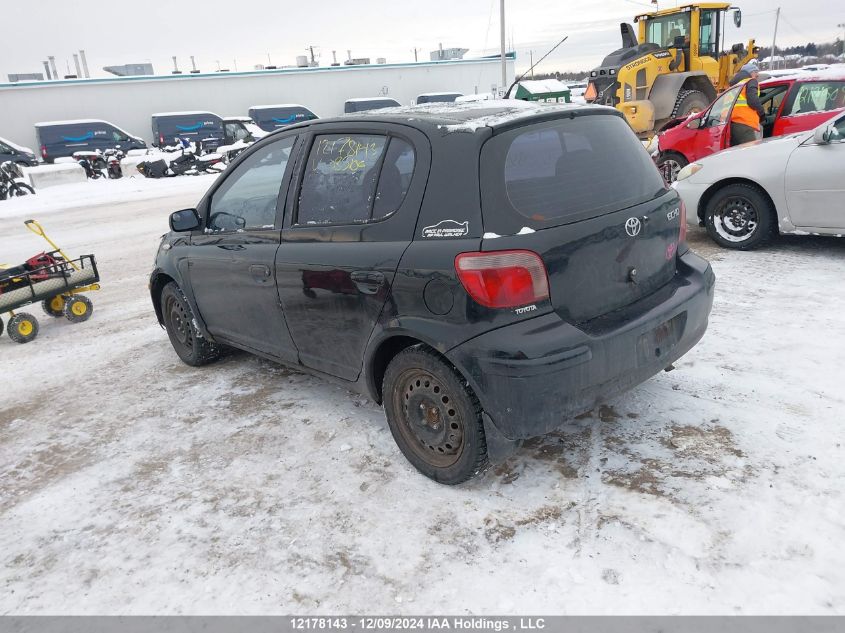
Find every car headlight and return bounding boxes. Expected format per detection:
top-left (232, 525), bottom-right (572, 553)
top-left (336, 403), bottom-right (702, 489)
top-left (676, 162), bottom-right (703, 182)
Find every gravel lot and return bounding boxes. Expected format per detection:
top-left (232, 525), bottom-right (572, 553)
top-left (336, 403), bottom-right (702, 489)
top-left (1, 177), bottom-right (844, 614)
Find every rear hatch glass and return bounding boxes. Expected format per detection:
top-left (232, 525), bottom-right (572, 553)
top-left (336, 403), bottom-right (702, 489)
top-left (480, 113), bottom-right (681, 322)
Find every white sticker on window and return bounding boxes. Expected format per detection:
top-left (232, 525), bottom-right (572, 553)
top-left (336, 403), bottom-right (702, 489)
top-left (422, 220), bottom-right (469, 238)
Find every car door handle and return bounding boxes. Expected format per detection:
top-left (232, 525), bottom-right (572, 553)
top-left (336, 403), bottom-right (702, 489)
top-left (350, 270), bottom-right (385, 294)
top-left (249, 264), bottom-right (271, 283)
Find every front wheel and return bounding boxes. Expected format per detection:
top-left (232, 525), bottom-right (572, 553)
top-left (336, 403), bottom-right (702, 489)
top-left (160, 282), bottom-right (221, 366)
top-left (383, 346), bottom-right (488, 484)
top-left (655, 152), bottom-right (688, 184)
top-left (63, 295), bottom-right (94, 323)
top-left (672, 89), bottom-right (710, 119)
top-left (9, 183), bottom-right (35, 197)
top-left (705, 183), bottom-right (775, 250)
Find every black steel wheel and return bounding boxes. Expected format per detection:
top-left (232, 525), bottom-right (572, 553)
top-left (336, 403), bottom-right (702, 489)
top-left (160, 281), bottom-right (221, 366)
top-left (0, 315), bottom-right (4, 337)
top-left (7, 313), bottom-right (39, 343)
top-left (655, 152), bottom-right (688, 184)
top-left (43, 295), bottom-right (66, 317)
top-left (63, 295), bottom-right (93, 323)
top-left (705, 183), bottom-right (775, 250)
top-left (383, 346), bottom-right (488, 484)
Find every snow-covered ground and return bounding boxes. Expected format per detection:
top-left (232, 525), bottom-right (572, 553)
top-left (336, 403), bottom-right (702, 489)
top-left (1, 177), bottom-right (844, 615)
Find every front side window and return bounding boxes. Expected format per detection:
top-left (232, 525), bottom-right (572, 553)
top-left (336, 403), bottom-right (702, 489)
top-left (704, 86), bottom-right (742, 127)
top-left (786, 82), bottom-right (845, 116)
top-left (297, 134), bottom-right (388, 225)
top-left (112, 130), bottom-right (129, 142)
top-left (759, 85), bottom-right (789, 116)
top-left (645, 13), bottom-right (690, 48)
top-left (208, 136), bottom-right (295, 231)
top-left (0, 142), bottom-right (12, 154)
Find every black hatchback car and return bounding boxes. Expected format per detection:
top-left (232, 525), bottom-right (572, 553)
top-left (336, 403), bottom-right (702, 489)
top-left (150, 101), bottom-right (715, 484)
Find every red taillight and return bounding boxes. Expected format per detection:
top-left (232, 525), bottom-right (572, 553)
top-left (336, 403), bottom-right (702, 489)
top-left (40, 145), bottom-right (47, 159)
top-left (679, 200), bottom-right (687, 244)
top-left (159, 133), bottom-right (165, 146)
top-left (455, 250), bottom-right (549, 309)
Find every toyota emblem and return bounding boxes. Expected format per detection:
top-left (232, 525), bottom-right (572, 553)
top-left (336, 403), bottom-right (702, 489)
top-left (625, 217), bottom-right (642, 237)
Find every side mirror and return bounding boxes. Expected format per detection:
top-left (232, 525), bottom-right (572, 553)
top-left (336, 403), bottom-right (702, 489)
top-left (170, 208), bottom-right (201, 232)
top-left (686, 117), bottom-right (704, 129)
top-left (813, 125), bottom-right (833, 145)
top-left (733, 8), bottom-right (742, 28)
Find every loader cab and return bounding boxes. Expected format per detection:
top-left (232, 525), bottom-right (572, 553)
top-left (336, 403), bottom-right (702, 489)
top-left (637, 4), bottom-right (728, 77)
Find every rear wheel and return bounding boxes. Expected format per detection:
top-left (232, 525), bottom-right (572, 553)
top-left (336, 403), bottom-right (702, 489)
top-left (7, 313), bottom-right (39, 343)
top-left (161, 282), bottom-right (221, 366)
top-left (383, 346), bottom-right (488, 484)
top-left (672, 89), bottom-right (710, 119)
top-left (43, 295), bottom-right (66, 317)
top-left (655, 151), bottom-right (688, 183)
top-left (63, 295), bottom-right (93, 323)
top-left (705, 183), bottom-right (775, 250)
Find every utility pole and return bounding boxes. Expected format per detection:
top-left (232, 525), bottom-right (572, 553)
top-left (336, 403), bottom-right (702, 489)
top-left (499, 0), bottom-right (506, 95)
top-left (770, 7), bottom-right (780, 70)
top-left (413, 48), bottom-right (418, 62)
top-left (529, 51), bottom-right (534, 78)
top-left (839, 23), bottom-right (845, 56)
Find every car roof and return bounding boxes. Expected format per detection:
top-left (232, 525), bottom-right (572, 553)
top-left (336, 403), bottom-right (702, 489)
top-left (761, 68), bottom-right (845, 84)
top-left (319, 99), bottom-right (618, 134)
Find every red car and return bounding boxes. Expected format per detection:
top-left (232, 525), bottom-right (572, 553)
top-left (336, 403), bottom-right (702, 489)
top-left (655, 72), bottom-right (845, 181)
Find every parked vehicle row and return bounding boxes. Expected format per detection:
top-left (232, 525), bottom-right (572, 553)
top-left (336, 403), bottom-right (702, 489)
top-left (673, 110), bottom-right (845, 249)
top-left (5, 93), bottom-right (470, 166)
top-left (655, 70), bottom-right (845, 181)
top-left (150, 101), bottom-right (714, 484)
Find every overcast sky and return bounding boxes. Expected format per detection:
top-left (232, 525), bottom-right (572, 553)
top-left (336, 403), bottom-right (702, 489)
top-left (2, 0), bottom-right (841, 81)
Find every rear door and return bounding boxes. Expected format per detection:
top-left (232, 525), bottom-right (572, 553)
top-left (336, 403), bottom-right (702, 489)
top-left (775, 80), bottom-right (845, 136)
top-left (480, 113), bottom-right (682, 324)
top-left (784, 113), bottom-right (845, 229)
top-left (276, 123), bottom-right (429, 380)
top-left (187, 134), bottom-right (300, 361)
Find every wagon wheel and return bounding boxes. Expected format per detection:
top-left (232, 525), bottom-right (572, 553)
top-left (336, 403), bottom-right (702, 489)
top-left (63, 295), bottom-right (94, 323)
top-left (43, 295), bottom-right (66, 317)
top-left (7, 313), bottom-right (39, 343)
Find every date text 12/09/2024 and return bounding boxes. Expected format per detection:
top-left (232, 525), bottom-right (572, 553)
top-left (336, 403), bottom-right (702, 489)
top-left (290, 617), bottom-right (547, 630)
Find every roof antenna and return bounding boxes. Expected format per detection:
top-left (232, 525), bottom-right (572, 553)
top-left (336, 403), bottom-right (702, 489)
top-left (504, 35), bottom-right (568, 98)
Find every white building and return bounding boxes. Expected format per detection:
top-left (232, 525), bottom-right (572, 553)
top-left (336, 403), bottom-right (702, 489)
top-left (0, 57), bottom-right (514, 150)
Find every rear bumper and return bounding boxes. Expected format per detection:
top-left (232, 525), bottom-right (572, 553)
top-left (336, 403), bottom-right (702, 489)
top-left (447, 250), bottom-right (715, 440)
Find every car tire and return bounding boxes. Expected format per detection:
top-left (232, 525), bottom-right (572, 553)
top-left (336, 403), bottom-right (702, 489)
top-left (7, 313), bottom-right (39, 344)
top-left (672, 89), bottom-right (710, 119)
top-left (705, 183), bottom-right (775, 250)
top-left (655, 151), bottom-right (688, 183)
top-left (383, 345), bottom-right (489, 485)
top-left (161, 281), bottom-right (221, 366)
top-left (43, 295), bottom-right (66, 317)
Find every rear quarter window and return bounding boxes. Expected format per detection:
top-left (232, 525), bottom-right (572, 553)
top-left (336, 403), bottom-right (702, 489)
top-left (480, 114), bottom-right (666, 233)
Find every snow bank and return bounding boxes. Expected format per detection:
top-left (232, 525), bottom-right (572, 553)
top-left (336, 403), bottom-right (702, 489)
top-left (22, 163), bottom-right (86, 189)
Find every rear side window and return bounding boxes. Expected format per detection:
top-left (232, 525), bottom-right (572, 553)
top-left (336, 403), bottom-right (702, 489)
top-left (481, 115), bottom-right (666, 231)
top-left (785, 82), bottom-right (845, 116)
top-left (372, 138), bottom-right (415, 219)
top-left (297, 134), bottom-right (389, 225)
top-left (208, 136), bottom-right (295, 231)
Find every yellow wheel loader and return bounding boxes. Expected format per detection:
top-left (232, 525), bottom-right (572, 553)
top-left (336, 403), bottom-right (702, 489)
top-left (585, 3), bottom-right (758, 137)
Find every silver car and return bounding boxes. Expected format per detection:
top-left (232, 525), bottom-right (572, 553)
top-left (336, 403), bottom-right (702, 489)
top-left (673, 111), bottom-right (845, 249)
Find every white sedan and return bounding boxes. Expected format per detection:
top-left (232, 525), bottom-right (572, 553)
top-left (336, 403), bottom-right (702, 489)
top-left (673, 111), bottom-right (845, 249)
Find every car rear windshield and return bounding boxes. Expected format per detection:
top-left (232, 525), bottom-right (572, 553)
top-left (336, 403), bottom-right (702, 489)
top-left (480, 113), bottom-right (666, 232)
